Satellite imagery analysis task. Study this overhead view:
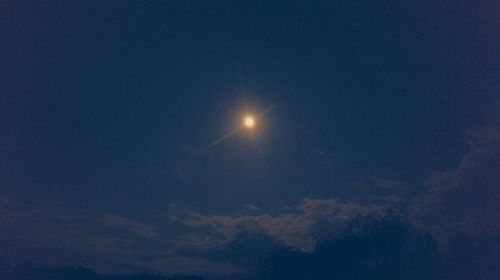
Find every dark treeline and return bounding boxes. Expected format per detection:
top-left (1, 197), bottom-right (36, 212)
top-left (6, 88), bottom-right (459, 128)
top-left (258, 214), bottom-right (500, 280)
top-left (0, 262), bottom-right (208, 280)
top-left (2, 215), bottom-right (499, 280)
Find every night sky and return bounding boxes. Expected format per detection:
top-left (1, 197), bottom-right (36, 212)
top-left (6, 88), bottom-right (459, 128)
top-left (1, 0), bottom-right (499, 277)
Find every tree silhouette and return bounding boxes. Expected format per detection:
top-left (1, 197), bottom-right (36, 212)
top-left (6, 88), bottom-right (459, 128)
top-left (258, 214), bottom-right (442, 280)
top-left (0, 259), bottom-right (210, 280)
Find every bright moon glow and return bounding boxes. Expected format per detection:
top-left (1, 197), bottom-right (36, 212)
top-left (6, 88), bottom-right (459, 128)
top-left (243, 115), bottom-right (256, 129)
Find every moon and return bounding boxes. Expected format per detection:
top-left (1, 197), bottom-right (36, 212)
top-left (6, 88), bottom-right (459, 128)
top-left (243, 115), bottom-right (256, 129)
top-left (198, 110), bottom-right (268, 153)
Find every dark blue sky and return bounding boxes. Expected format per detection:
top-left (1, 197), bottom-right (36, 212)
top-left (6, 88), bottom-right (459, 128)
top-left (1, 0), bottom-right (498, 276)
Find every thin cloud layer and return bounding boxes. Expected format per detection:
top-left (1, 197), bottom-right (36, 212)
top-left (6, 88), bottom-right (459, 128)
top-left (415, 124), bottom-right (500, 237)
top-left (172, 198), bottom-right (388, 251)
top-left (0, 194), bottom-right (390, 276)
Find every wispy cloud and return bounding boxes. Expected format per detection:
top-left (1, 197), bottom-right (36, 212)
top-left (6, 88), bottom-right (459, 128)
top-left (0, 196), bottom-right (169, 274)
top-left (171, 197), bottom-right (387, 251)
top-left (0, 193), bottom-right (395, 276)
top-left (415, 124), bottom-right (500, 237)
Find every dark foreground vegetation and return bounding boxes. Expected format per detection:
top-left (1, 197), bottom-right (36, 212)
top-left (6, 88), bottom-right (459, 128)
top-left (2, 215), bottom-right (499, 280)
top-left (258, 215), bottom-right (500, 280)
